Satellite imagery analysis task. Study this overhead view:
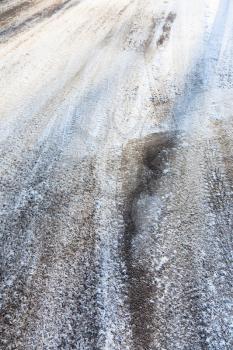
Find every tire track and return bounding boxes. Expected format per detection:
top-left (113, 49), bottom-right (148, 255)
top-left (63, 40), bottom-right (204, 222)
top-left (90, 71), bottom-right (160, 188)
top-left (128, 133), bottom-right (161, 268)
top-left (120, 132), bottom-right (176, 349)
top-left (0, 0), bottom-right (79, 41)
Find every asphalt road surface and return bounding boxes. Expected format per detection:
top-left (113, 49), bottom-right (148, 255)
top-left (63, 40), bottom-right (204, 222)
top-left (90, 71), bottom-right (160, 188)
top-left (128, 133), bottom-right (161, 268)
top-left (0, 0), bottom-right (233, 349)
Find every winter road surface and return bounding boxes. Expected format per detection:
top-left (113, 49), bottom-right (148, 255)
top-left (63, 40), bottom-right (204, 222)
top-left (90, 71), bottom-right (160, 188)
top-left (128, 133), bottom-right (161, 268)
top-left (0, 0), bottom-right (233, 349)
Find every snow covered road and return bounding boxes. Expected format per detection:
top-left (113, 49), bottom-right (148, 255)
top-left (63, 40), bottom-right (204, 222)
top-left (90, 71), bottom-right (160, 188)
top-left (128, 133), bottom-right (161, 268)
top-left (0, 0), bottom-right (233, 349)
